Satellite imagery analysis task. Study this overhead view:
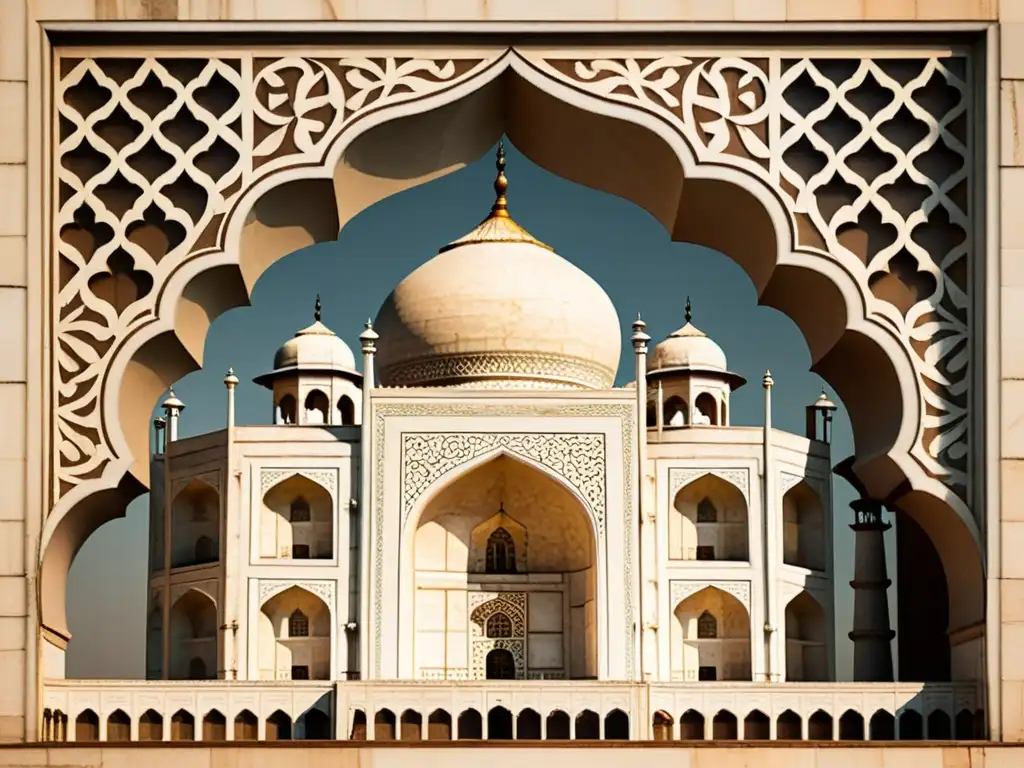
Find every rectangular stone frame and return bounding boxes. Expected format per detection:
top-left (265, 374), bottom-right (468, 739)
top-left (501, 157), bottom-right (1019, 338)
top-left (367, 393), bottom-right (636, 681)
top-left (8, 8), bottom-right (1004, 743)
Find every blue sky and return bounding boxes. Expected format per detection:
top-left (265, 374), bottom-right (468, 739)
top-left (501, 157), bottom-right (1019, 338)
top-left (65, 141), bottom-right (875, 679)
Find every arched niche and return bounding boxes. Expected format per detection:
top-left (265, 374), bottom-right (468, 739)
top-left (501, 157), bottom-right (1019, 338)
top-left (784, 591), bottom-right (829, 682)
top-left (170, 479), bottom-right (220, 569)
top-left (260, 474), bottom-right (333, 561)
top-left (663, 395), bottom-right (688, 427)
top-left (693, 392), bottom-right (719, 426)
top-left (672, 586), bottom-right (751, 681)
top-left (303, 389), bottom-right (330, 425)
top-left (169, 588), bottom-right (218, 680)
top-left (469, 509), bottom-right (528, 574)
top-left (671, 474), bottom-right (748, 562)
top-left (41, 48), bottom-right (983, 687)
top-left (782, 480), bottom-right (826, 572)
top-left (410, 453), bottom-right (596, 681)
top-left (258, 585), bottom-right (332, 681)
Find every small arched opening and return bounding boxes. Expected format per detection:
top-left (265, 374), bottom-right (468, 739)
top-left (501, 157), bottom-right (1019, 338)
top-left (138, 709), bottom-right (162, 741)
top-left (839, 710), bottom-right (864, 741)
top-left (457, 708), bottom-right (482, 739)
top-left (261, 474), bottom-right (333, 561)
top-left (679, 709), bottom-right (704, 740)
top-left (337, 394), bottom-right (356, 425)
top-left (927, 710), bottom-right (951, 740)
top-left (401, 709), bottom-right (422, 740)
top-left (673, 586), bottom-right (751, 682)
top-left (266, 710), bottom-right (292, 741)
top-left (784, 590), bottom-right (828, 682)
top-left (258, 584), bottom-right (332, 680)
top-left (234, 710), bottom-right (258, 741)
top-left (203, 710), bottom-right (226, 741)
top-left (106, 710), bottom-right (131, 742)
top-left (168, 588), bottom-right (217, 680)
top-left (899, 710), bottom-right (923, 740)
top-left (546, 710), bottom-right (570, 740)
top-left (870, 710), bottom-right (895, 741)
top-left (170, 480), bottom-right (220, 569)
top-left (170, 710), bottom-right (194, 741)
top-left (575, 710), bottom-right (599, 739)
top-left (672, 474), bottom-right (748, 562)
top-left (75, 710), bottom-right (99, 742)
top-left (782, 480), bottom-right (825, 571)
top-left (808, 710), bottom-right (832, 740)
top-left (349, 710), bottom-right (367, 740)
top-left (428, 709), bottom-right (452, 740)
top-left (664, 395), bottom-right (688, 427)
top-left (694, 392), bottom-right (719, 425)
top-left (712, 710), bottom-right (737, 740)
top-left (303, 389), bottom-right (330, 424)
top-left (487, 707), bottom-right (513, 740)
top-left (743, 710), bottom-right (769, 740)
top-left (374, 709), bottom-right (396, 741)
top-left (517, 708), bottom-right (541, 740)
top-left (776, 710), bottom-right (801, 740)
top-left (604, 709), bottom-right (629, 740)
top-left (299, 707), bottom-right (331, 740)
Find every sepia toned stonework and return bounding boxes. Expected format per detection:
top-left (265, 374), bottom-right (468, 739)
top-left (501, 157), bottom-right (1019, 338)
top-left (3, 0), bottom-right (1024, 756)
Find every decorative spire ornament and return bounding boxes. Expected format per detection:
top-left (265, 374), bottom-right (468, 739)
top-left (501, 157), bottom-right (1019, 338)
top-left (490, 139), bottom-right (510, 219)
top-left (685, 296), bottom-right (692, 324)
top-left (314, 294), bottom-right (322, 323)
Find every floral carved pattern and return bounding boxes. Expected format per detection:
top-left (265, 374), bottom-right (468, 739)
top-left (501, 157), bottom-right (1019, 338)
top-left (541, 54), bottom-right (972, 496)
top-left (52, 53), bottom-right (489, 505)
top-left (670, 580), bottom-right (752, 612)
top-left (402, 433), bottom-right (607, 532)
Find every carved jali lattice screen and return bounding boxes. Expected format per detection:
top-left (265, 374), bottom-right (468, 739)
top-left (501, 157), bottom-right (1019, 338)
top-left (53, 51), bottom-right (972, 509)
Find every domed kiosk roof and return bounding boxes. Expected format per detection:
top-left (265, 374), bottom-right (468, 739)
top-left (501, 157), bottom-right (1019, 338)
top-left (648, 299), bottom-right (746, 389)
top-left (254, 296), bottom-right (360, 388)
top-left (373, 142), bottom-right (622, 390)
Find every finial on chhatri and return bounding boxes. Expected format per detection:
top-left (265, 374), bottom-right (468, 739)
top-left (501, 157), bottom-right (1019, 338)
top-left (314, 294), bottom-right (322, 323)
top-left (490, 139), bottom-right (510, 220)
top-left (684, 296), bottom-right (692, 324)
top-left (224, 367), bottom-right (239, 386)
top-left (763, 369), bottom-right (774, 387)
top-left (632, 312), bottom-right (646, 330)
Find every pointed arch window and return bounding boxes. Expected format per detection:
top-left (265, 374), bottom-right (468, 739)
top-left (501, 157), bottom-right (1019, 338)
top-left (485, 528), bottom-right (516, 574)
top-left (696, 498), bottom-right (718, 523)
top-left (486, 612), bottom-right (513, 639)
top-left (288, 609), bottom-right (309, 638)
top-left (697, 611), bottom-right (718, 639)
top-left (290, 498), bottom-right (311, 523)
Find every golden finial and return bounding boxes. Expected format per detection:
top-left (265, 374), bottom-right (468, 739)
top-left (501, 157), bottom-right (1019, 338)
top-left (314, 294), bottom-right (322, 323)
top-left (489, 140), bottom-right (509, 220)
top-left (684, 297), bottom-right (692, 324)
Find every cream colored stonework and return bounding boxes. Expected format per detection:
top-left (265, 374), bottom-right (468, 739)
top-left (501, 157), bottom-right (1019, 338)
top-left (0, 0), bottom-right (1021, 750)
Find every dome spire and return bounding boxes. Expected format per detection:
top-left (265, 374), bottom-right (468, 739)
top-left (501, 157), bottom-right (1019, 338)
top-left (685, 296), bottom-right (692, 324)
top-left (490, 140), bottom-right (510, 220)
top-left (314, 294), bottom-right (322, 323)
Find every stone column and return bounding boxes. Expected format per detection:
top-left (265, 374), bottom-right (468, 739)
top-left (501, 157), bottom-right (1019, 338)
top-left (761, 371), bottom-right (781, 680)
top-left (222, 369), bottom-right (239, 679)
top-left (849, 498), bottom-right (895, 682)
top-left (357, 320), bottom-right (378, 680)
top-left (631, 315), bottom-right (656, 679)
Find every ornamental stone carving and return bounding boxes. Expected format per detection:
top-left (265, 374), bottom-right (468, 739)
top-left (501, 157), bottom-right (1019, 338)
top-left (469, 593), bottom-right (527, 638)
top-left (259, 468), bottom-right (338, 498)
top-left (51, 47), bottom-right (973, 519)
top-left (668, 467), bottom-right (750, 503)
top-left (402, 432), bottom-right (607, 532)
top-left (169, 580), bottom-right (218, 608)
top-left (371, 401), bottom-right (635, 680)
top-left (670, 580), bottom-right (752, 612)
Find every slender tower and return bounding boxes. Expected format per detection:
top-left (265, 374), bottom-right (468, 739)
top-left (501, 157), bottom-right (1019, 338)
top-left (357, 320), bottom-right (379, 680)
top-left (631, 314), bottom-right (654, 679)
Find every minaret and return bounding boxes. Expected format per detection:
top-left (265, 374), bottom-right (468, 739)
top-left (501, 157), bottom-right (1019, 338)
top-left (632, 314), bottom-right (655, 680)
top-left (761, 370), bottom-right (779, 680)
top-left (357, 319), bottom-right (379, 679)
top-left (222, 368), bottom-right (239, 679)
top-left (162, 390), bottom-right (185, 443)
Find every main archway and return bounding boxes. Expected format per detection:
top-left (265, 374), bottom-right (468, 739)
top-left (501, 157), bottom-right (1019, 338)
top-left (41, 44), bottom-right (983, 690)
top-left (408, 453), bottom-right (598, 681)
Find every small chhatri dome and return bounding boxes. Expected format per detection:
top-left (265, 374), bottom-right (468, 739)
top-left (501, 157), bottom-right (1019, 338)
top-left (254, 296), bottom-right (359, 388)
top-left (373, 141), bottom-right (622, 390)
top-left (649, 298), bottom-right (730, 373)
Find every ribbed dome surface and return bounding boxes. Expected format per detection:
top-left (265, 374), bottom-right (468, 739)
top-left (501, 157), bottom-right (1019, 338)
top-left (649, 321), bottom-right (728, 374)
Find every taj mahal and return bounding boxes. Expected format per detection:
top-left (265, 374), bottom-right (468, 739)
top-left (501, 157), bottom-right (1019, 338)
top-left (9, 0), bottom-right (1024, 762)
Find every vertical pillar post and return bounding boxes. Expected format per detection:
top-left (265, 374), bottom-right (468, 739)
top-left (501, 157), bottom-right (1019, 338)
top-left (159, 390), bottom-right (184, 679)
top-left (632, 315), bottom-right (655, 680)
top-left (222, 369), bottom-right (239, 679)
top-left (761, 371), bottom-right (780, 680)
top-left (358, 320), bottom-right (378, 680)
top-left (849, 498), bottom-right (895, 681)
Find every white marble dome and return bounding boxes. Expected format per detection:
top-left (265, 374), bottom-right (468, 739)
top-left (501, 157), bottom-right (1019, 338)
top-left (373, 146), bottom-right (622, 390)
top-left (255, 298), bottom-right (358, 385)
top-left (649, 309), bottom-right (728, 374)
